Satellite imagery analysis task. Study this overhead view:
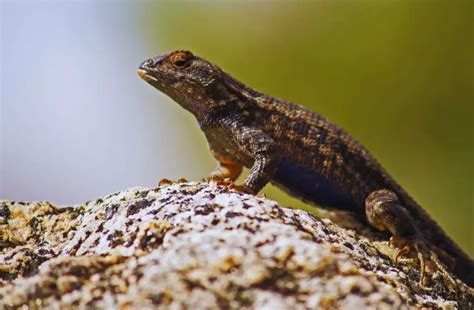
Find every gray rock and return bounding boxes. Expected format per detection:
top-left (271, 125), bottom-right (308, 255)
top-left (0, 182), bottom-right (472, 309)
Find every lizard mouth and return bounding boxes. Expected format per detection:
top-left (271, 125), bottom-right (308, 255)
top-left (137, 69), bottom-right (158, 82)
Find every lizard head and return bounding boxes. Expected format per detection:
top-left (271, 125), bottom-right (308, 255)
top-left (138, 50), bottom-right (227, 117)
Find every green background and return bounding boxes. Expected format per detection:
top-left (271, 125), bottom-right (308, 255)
top-left (141, 0), bottom-right (473, 256)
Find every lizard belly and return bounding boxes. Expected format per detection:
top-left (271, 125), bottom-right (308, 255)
top-left (273, 158), bottom-right (360, 211)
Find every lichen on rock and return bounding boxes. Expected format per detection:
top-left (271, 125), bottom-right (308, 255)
top-left (0, 182), bottom-right (472, 309)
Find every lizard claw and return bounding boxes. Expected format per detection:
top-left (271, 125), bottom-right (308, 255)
top-left (394, 245), bottom-right (410, 263)
top-left (207, 175), bottom-right (231, 185)
top-left (414, 245), bottom-right (427, 286)
top-left (207, 176), bottom-right (252, 193)
top-left (158, 178), bottom-right (188, 186)
top-left (227, 183), bottom-right (252, 194)
top-left (158, 178), bottom-right (174, 186)
top-left (388, 236), bottom-right (410, 263)
top-left (414, 241), bottom-right (459, 292)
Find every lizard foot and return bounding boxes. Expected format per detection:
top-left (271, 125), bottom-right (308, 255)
top-left (365, 189), bottom-right (459, 292)
top-left (207, 176), bottom-right (252, 193)
top-left (389, 236), bottom-right (458, 292)
top-left (158, 177), bottom-right (188, 187)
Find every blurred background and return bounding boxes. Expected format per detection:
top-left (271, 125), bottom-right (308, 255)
top-left (1, 0), bottom-right (472, 255)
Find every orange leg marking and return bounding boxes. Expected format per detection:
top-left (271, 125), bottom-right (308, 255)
top-left (209, 151), bottom-right (243, 182)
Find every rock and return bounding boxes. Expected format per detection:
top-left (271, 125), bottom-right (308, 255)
top-left (0, 182), bottom-right (472, 309)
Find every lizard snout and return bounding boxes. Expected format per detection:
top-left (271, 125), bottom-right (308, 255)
top-left (140, 58), bottom-right (156, 70)
top-left (138, 58), bottom-right (161, 82)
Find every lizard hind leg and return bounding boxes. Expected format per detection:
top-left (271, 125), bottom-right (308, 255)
top-left (364, 189), bottom-right (418, 239)
top-left (365, 189), bottom-right (459, 291)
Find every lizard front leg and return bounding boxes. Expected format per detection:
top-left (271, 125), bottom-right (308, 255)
top-left (235, 126), bottom-right (281, 194)
top-left (365, 189), bottom-right (456, 289)
top-left (205, 117), bottom-right (281, 195)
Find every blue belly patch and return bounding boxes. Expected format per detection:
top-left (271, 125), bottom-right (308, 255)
top-left (274, 159), bottom-right (359, 210)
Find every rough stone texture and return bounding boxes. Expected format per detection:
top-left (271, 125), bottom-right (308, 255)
top-left (0, 182), bottom-right (472, 309)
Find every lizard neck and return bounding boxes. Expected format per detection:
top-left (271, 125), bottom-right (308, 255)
top-left (184, 72), bottom-right (262, 124)
top-left (224, 73), bottom-right (263, 104)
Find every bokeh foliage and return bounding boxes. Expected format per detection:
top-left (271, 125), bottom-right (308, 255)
top-left (140, 0), bottom-right (473, 255)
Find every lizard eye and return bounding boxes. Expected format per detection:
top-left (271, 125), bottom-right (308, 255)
top-left (169, 51), bottom-right (192, 69)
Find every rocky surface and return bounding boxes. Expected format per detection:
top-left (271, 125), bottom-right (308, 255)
top-left (0, 182), bottom-right (472, 309)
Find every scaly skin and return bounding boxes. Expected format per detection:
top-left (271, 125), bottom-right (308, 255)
top-left (137, 50), bottom-right (473, 288)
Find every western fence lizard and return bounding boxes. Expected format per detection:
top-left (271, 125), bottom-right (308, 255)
top-left (137, 50), bottom-right (473, 288)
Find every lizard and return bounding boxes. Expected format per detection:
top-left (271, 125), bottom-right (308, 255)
top-left (137, 50), bottom-right (474, 288)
